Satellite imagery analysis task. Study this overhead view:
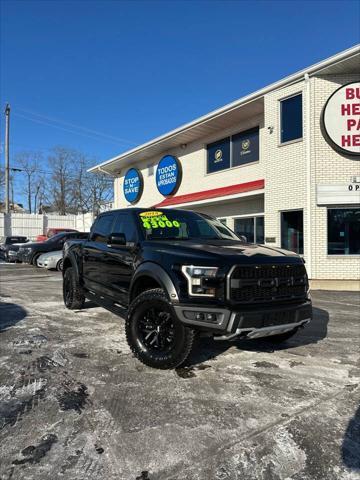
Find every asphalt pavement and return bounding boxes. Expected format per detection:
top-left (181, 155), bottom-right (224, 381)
top-left (0, 262), bottom-right (359, 480)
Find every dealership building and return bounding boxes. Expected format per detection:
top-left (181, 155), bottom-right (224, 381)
top-left (90, 45), bottom-right (360, 289)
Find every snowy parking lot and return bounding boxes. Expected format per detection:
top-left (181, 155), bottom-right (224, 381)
top-left (0, 262), bottom-right (359, 480)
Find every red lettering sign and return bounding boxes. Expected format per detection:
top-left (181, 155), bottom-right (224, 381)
top-left (346, 87), bottom-right (360, 100)
top-left (323, 82), bottom-right (360, 155)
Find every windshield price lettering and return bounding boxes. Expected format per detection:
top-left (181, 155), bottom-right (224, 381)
top-left (139, 212), bottom-right (180, 230)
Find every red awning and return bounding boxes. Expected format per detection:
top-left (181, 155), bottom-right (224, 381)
top-left (155, 179), bottom-right (264, 207)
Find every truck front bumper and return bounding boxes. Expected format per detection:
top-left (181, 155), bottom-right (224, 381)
top-left (173, 300), bottom-right (312, 340)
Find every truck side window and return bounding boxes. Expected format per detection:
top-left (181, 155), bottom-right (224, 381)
top-left (112, 213), bottom-right (137, 243)
top-left (91, 214), bottom-right (114, 243)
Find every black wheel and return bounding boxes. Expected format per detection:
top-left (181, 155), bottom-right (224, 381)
top-left (63, 267), bottom-right (85, 310)
top-left (126, 288), bottom-right (196, 369)
top-left (56, 258), bottom-right (64, 271)
top-left (32, 253), bottom-right (41, 267)
top-left (264, 328), bottom-right (299, 343)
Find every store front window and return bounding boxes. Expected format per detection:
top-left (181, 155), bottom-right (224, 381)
top-left (328, 208), bottom-right (360, 255)
top-left (281, 210), bottom-right (303, 254)
top-left (234, 216), bottom-right (264, 244)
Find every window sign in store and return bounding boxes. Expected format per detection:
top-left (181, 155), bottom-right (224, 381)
top-left (123, 168), bottom-right (143, 204)
top-left (156, 155), bottom-right (182, 196)
top-left (322, 82), bottom-right (360, 156)
top-left (232, 127), bottom-right (259, 166)
top-left (207, 137), bottom-right (230, 173)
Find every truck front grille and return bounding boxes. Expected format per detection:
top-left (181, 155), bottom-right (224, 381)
top-left (228, 264), bottom-right (307, 304)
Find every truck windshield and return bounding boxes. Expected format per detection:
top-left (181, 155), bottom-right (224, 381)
top-left (138, 210), bottom-right (239, 241)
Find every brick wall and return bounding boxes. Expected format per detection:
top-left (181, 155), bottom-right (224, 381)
top-left (263, 80), bottom-right (307, 256)
top-left (310, 74), bottom-right (360, 280)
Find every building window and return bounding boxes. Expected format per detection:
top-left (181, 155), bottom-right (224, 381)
top-left (234, 216), bottom-right (264, 244)
top-left (281, 210), bottom-right (303, 254)
top-left (280, 94), bottom-right (303, 144)
top-left (206, 127), bottom-right (259, 174)
top-left (232, 127), bottom-right (260, 167)
top-left (328, 208), bottom-right (360, 255)
top-left (207, 137), bottom-right (230, 173)
top-left (256, 216), bottom-right (264, 244)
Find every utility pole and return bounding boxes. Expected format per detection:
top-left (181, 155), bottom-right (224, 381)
top-left (4, 104), bottom-right (10, 213)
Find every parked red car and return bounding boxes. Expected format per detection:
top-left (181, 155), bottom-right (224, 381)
top-left (36, 228), bottom-right (78, 242)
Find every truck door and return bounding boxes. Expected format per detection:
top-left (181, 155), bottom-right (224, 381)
top-left (82, 213), bottom-right (116, 295)
top-left (104, 212), bottom-right (138, 305)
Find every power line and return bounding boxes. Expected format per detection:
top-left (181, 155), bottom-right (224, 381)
top-left (14, 107), bottom-right (137, 146)
top-left (13, 111), bottom-right (134, 146)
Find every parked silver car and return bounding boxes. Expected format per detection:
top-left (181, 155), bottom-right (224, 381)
top-left (37, 250), bottom-right (64, 271)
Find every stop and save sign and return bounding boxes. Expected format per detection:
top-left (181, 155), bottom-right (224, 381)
top-left (322, 82), bottom-right (360, 156)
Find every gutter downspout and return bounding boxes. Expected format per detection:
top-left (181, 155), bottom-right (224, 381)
top-left (304, 73), bottom-right (312, 279)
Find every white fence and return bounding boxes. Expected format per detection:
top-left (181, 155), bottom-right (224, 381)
top-left (0, 212), bottom-right (95, 239)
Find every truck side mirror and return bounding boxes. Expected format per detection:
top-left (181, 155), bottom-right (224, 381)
top-left (239, 235), bottom-right (247, 242)
top-left (108, 233), bottom-right (126, 247)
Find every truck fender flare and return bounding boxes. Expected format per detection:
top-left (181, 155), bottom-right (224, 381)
top-left (62, 252), bottom-right (80, 280)
top-left (130, 262), bottom-right (179, 303)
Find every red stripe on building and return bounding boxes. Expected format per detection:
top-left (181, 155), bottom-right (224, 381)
top-left (155, 179), bottom-right (265, 207)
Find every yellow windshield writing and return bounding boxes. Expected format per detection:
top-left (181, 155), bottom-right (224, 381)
top-left (139, 212), bottom-right (180, 230)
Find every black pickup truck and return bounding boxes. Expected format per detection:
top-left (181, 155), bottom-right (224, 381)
top-left (62, 208), bottom-right (312, 369)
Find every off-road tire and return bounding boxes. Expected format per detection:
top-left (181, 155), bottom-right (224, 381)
top-left (126, 288), bottom-right (196, 369)
top-left (264, 327), bottom-right (299, 343)
top-left (63, 267), bottom-right (85, 310)
top-left (56, 258), bottom-right (64, 271)
top-left (32, 253), bottom-right (41, 267)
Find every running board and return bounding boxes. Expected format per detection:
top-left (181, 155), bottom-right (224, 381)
top-left (85, 290), bottom-right (128, 318)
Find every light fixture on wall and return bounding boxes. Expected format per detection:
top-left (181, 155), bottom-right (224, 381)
top-left (267, 126), bottom-right (274, 134)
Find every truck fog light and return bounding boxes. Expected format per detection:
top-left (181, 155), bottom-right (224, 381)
top-left (183, 310), bottom-right (221, 324)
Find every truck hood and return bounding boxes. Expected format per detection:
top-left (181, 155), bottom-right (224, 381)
top-left (144, 239), bottom-right (301, 264)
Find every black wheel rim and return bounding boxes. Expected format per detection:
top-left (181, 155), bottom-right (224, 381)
top-left (137, 307), bottom-right (176, 354)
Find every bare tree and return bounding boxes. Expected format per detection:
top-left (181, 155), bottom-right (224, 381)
top-left (15, 151), bottom-right (43, 213)
top-left (47, 147), bottom-right (78, 215)
top-left (34, 176), bottom-right (47, 213)
top-left (45, 147), bottom-right (113, 215)
top-left (85, 171), bottom-right (113, 215)
top-left (70, 153), bottom-right (89, 214)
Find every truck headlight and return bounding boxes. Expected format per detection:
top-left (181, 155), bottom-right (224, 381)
top-left (181, 265), bottom-right (218, 297)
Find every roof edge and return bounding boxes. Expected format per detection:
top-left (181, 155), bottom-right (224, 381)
top-left (89, 44), bottom-right (360, 173)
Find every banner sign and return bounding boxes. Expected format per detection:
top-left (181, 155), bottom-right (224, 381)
top-left (322, 82), bottom-right (360, 156)
top-left (232, 127), bottom-right (259, 166)
top-left (156, 155), bottom-right (182, 196)
top-left (123, 168), bottom-right (143, 204)
top-left (207, 137), bottom-right (230, 173)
